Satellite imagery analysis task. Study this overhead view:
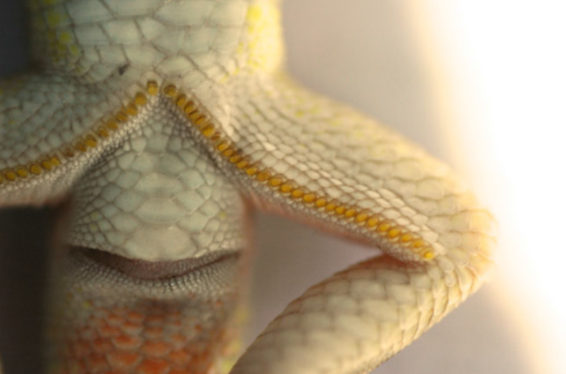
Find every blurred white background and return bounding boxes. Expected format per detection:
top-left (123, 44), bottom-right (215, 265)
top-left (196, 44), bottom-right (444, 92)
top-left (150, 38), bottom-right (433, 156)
top-left (248, 1), bottom-right (564, 373)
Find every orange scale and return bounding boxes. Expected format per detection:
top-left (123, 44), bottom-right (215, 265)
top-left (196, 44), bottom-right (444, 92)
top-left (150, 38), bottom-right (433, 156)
top-left (121, 321), bottom-right (143, 335)
top-left (85, 316), bottom-right (99, 327)
top-left (163, 319), bottom-right (182, 331)
top-left (168, 350), bottom-right (191, 367)
top-left (72, 340), bottom-right (90, 358)
top-left (91, 338), bottom-right (114, 354)
top-left (168, 333), bottom-right (187, 350)
top-left (144, 326), bottom-right (164, 340)
top-left (107, 314), bottom-right (125, 326)
top-left (67, 361), bottom-right (86, 374)
top-left (145, 315), bottom-right (165, 326)
top-left (111, 335), bottom-right (143, 350)
top-left (136, 358), bottom-right (170, 374)
top-left (107, 351), bottom-right (142, 371)
top-left (77, 328), bottom-right (94, 340)
top-left (126, 311), bottom-right (144, 323)
top-left (143, 306), bottom-right (165, 315)
top-left (141, 340), bottom-right (171, 357)
top-left (168, 369), bottom-right (192, 374)
top-left (94, 316), bottom-right (110, 326)
top-left (188, 352), bottom-right (213, 372)
top-left (99, 325), bottom-right (122, 338)
top-left (86, 355), bottom-right (110, 372)
top-left (163, 317), bottom-right (185, 331)
top-left (111, 307), bottom-right (129, 315)
top-left (170, 320), bottom-right (183, 328)
top-left (163, 325), bottom-right (186, 341)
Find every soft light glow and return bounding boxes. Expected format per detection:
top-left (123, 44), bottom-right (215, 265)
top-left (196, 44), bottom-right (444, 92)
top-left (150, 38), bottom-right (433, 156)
top-left (424, 2), bottom-right (566, 373)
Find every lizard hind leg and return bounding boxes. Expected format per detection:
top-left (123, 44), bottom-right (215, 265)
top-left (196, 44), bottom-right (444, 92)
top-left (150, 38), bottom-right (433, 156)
top-left (209, 73), bottom-right (497, 373)
top-left (231, 252), bottom-right (491, 374)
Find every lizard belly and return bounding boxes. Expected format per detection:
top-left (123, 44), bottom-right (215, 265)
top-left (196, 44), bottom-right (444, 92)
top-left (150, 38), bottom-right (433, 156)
top-left (46, 97), bottom-right (247, 374)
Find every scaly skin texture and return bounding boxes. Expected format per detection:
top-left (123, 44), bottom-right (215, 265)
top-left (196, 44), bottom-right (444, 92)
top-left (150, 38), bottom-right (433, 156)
top-left (0, 1), bottom-right (496, 373)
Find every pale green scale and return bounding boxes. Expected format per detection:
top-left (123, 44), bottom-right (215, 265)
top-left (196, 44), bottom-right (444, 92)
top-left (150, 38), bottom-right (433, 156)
top-left (27, 0), bottom-right (279, 84)
top-left (69, 96), bottom-right (246, 261)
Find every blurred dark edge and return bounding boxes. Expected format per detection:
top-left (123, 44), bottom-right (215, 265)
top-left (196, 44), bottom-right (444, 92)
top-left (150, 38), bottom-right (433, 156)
top-left (0, 208), bottom-right (54, 374)
top-left (0, 1), bottom-right (52, 373)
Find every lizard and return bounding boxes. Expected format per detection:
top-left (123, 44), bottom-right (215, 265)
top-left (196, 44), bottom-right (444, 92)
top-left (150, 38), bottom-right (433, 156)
top-left (0, 0), bottom-right (497, 373)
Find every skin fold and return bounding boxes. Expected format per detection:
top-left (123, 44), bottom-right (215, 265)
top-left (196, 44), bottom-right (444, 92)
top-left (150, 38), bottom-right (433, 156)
top-left (0, 0), bottom-right (496, 373)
